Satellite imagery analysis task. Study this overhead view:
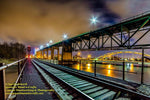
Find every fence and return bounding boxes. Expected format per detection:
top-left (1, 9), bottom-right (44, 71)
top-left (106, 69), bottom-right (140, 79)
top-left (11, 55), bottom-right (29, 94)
top-left (0, 58), bottom-right (26, 100)
top-left (39, 49), bottom-right (149, 85)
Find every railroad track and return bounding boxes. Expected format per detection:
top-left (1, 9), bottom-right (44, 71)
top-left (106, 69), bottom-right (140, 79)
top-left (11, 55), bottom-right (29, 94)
top-left (32, 59), bottom-right (150, 100)
top-left (32, 59), bottom-right (117, 100)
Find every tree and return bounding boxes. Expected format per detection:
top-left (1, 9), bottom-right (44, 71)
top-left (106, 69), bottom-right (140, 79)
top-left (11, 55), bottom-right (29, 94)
top-left (0, 42), bottom-right (26, 59)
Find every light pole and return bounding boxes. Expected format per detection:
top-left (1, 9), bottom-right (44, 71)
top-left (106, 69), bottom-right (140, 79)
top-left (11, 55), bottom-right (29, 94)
top-left (62, 34), bottom-right (68, 64)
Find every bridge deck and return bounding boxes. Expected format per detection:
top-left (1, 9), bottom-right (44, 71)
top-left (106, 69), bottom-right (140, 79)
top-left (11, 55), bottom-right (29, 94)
top-left (15, 59), bottom-right (58, 100)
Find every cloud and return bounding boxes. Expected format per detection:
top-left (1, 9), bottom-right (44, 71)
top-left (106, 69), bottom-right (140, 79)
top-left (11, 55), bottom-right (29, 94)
top-left (106, 0), bottom-right (150, 18)
top-left (0, 0), bottom-right (92, 47)
top-left (1, 0), bottom-right (150, 48)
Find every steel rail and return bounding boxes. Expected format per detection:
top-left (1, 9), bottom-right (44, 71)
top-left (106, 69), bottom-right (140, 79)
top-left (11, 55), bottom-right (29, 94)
top-left (37, 59), bottom-right (150, 100)
top-left (32, 60), bottom-right (94, 100)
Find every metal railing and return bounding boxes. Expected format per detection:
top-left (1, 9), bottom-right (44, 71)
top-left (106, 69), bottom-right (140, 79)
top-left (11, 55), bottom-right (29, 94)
top-left (94, 11), bottom-right (150, 31)
top-left (0, 59), bottom-right (25, 71)
top-left (74, 57), bottom-right (145, 84)
top-left (0, 58), bottom-right (26, 100)
top-left (121, 11), bottom-right (150, 22)
top-left (38, 49), bottom-right (146, 85)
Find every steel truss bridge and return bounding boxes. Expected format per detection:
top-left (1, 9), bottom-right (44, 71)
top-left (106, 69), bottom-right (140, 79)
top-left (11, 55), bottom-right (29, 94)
top-left (37, 11), bottom-right (150, 62)
top-left (96, 50), bottom-right (150, 60)
top-left (42, 11), bottom-right (150, 52)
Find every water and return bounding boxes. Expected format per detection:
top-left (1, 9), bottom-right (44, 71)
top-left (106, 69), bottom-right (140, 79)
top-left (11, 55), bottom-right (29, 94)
top-left (5, 64), bottom-right (18, 98)
top-left (70, 62), bottom-right (150, 85)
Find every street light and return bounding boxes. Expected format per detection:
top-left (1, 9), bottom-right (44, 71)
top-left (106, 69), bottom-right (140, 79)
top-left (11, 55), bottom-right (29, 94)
top-left (63, 34), bottom-right (68, 39)
top-left (49, 40), bottom-right (53, 44)
top-left (90, 16), bottom-right (99, 25)
top-left (40, 45), bottom-right (43, 49)
top-left (46, 43), bottom-right (49, 47)
top-left (90, 16), bottom-right (99, 30)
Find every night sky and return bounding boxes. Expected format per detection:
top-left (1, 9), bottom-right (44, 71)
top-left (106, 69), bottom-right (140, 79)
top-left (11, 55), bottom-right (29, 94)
top-left (0, 0), bottom-right (150, 47)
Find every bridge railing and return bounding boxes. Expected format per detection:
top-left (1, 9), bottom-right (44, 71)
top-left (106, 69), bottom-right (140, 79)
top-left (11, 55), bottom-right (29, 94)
top-left (42, 57), bottom-right (146, 84)
top-left (73, 58), bottom-right (146, 84)
top-left (0, 58), bottom-right (26, 100)
top-left (121, 11), bottom-right (150, 23)
top-left (93, 11), bottom-right (150, 32)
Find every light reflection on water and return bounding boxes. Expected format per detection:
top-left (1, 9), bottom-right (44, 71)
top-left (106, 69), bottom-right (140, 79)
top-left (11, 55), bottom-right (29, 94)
top-left (71, 62), bottom-right (150, 85)
top-left (107, 70), bottom-right (111, 77)
top-left (126, 63), bottom-right (134, 72)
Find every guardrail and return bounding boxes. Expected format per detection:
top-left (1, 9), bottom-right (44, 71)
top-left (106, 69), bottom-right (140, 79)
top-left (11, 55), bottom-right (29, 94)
top-left (0, 58), bottom-right (26, 100)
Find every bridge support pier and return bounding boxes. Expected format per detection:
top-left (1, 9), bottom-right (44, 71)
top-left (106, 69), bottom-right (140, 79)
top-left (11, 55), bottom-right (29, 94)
top-left (46, 48), bottom-right (48, 59)
top-left (61, 42), bottom-right (72, 64)
top-left (57, 48), bottom-right (59, 60)
top-left (51, 48), bottom-right (54, 60)
top-left (40, 51), bottom-right (42, 58)
top-left (43, 49), bottom-right (45, 59)
top-left (42, 50), bottom-right (44, 59)
top-left (62, 52), bottom-right (72, 61)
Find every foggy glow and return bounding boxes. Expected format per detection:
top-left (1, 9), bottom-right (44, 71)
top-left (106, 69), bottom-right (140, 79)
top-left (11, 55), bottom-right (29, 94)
top-left (108, 70), bottom-right (111, 75)
top-left (130, 64), bottom-right (134, 72)
top-left (63, 34), bottom-right (68, 39)
top-left (46, 43), bottom-right (49, 46)
top-left (77, 52), bottom-right (81, 56)
top-left (108, 64), bottom-right (111, 69)
top-left (87, 63), bottom-right (91, 67)
top-left (40, 45), bottom-right (43, 49)
top-left (49, 40), bottom-right (53, 44)
top-left (87, 54), bottom-right (91, 59)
